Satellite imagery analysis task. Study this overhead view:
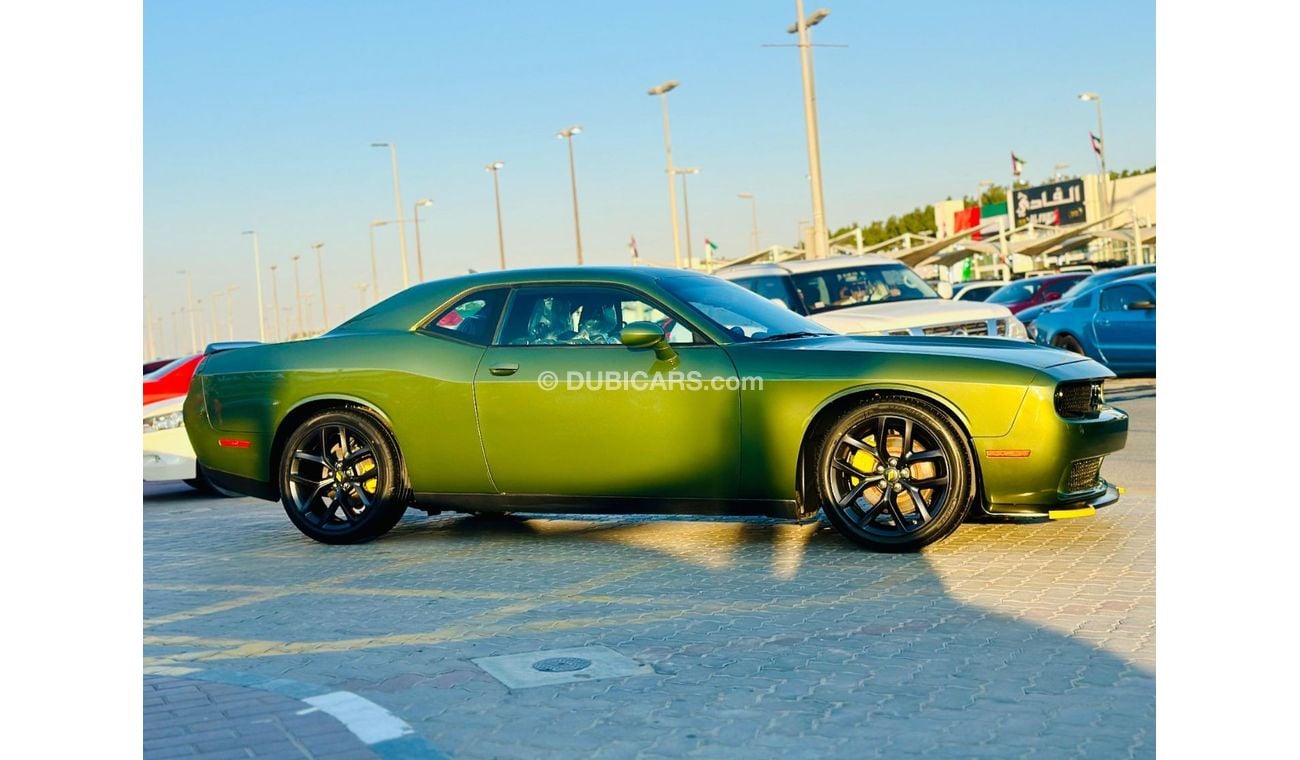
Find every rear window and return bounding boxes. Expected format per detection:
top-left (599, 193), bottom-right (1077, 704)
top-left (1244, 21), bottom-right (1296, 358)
top-left (144, 356), bottom-right (191, 381)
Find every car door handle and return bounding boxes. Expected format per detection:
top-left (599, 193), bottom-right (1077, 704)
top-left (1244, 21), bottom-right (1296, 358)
top-left (489, 362), bottom-right (519, 376)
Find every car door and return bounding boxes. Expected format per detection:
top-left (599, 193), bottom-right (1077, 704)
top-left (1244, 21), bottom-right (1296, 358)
top-left (473, 283), bottom-right (743, 499)
top-left (1092, 282), bottom-right (1156, 371)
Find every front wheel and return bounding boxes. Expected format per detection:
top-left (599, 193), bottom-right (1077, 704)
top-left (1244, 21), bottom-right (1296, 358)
top-left (278, 409), bottom-right (407, 544)
top-left (1054, 334), bottom-right (1085, 354)
top-left (813, 397), bottom-right (974, 552)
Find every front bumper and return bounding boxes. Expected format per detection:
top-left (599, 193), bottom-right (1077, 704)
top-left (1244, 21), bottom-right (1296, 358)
top-left (143, 426), bottom-right (197, 482)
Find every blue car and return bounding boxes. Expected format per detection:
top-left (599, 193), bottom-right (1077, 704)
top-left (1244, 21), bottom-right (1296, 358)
top-left (1018, 264), bottom-right (1156, 326)
top-left (1032, 273), bottom-right (1155, 376)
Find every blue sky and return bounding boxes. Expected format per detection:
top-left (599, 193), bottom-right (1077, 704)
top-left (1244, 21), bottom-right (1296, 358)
top-left (144, 0), bottom-right (1154, 347)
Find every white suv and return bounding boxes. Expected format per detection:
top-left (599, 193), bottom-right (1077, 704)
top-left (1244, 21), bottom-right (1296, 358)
top-left (717, 256), bottom-right (1027, 339)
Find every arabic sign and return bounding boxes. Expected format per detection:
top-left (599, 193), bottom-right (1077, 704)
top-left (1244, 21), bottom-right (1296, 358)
top-left (1012, 179), bottom-right (1086, 226)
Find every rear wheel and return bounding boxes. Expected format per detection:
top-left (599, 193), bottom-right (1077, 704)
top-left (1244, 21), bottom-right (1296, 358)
top-left (813, 397), bottom-right (974, 552)
top-left (278, 409), bottom-right (407, 544)
top-left (1054, 334), bottom-right (1085, 354)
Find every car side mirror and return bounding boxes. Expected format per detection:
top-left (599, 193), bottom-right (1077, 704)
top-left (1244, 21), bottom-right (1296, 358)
top-left (1127, 300), bottom-right (1155, 311)
top-left (619, 321), bottom-right (678, 363)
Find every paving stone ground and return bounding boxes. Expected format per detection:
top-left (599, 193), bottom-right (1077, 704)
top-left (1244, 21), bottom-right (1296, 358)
top-left (144, 379), bottom-right (1156, 759)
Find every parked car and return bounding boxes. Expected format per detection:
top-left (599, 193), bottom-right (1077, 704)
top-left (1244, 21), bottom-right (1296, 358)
top-left (1032, 274), bottom-right (1155, 376)
top-left (950, 281), bottom-right (1006, 302)
top-left (185, 267), bottom-right (1127, 552)
top-left (144, 357), bottom-right (174, 374)
top-left (1018, 265), bottom-right (1156, 327)
top-left (985, 272), bottom-right (1089, 314)
top-left (144, 395), bottom-right (233, 494)
top-left (144, 342), bottom-right (261, 405)
top-left (718, 257), bottom-right (1027, 339)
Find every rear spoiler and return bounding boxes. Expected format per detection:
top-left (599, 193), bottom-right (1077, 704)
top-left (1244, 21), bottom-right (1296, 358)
top-left (204, 341), bottom-right (261, 356)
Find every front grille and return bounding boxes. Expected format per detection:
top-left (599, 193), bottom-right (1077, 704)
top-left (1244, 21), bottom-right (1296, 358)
top-left (1055, 380), bottom-right (1104, 418)
top-left (1066, 456), bottom-right (1104, 492)
top-left (922, 321), bottom-right (990, 337)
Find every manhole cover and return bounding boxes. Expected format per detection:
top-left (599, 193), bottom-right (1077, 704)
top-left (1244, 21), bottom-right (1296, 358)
top-left (532, 657), bottom-right (591, 673)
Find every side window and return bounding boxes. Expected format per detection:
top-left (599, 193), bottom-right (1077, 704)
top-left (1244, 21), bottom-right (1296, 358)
top-left (1099, 284), bottom-right (1151, 312)
top-left (422, 289), bottom-right (508, 345)
top-left (497, 285), bottom-right (700, 346)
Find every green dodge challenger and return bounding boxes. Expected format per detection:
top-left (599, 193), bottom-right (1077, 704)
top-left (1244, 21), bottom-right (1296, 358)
top-left (184, 267), bottom-right (1128, 551)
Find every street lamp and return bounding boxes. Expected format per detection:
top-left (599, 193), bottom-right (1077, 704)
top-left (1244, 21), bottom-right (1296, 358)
top-left (367, 220), bottom-right (388, 301)
top-left (737, 192), bottom-right (760, 253)
top-left (788, 2), bottom-right (832, 259)
top-left (269, 264), bottom-right (282, 342)
top-left (647, 79), bottom-right (684, 268)
top-left (486, 162), bottom-right (507, 269)
top-left (556, 125), bottom-right (585, 265)
top-left (177, 270), bottom-right (197, 353)
top-left (371, 142), bottom-right (411, 290)
top-left (1078, 92), bottom-right (1110, 212)
top-left (241, 230), bottom-right (266, 342)
top-left (673, 167), bottom-right (700, 269)
top-left (290, 255), bottom-right (304, 339)
top-left (311, 242), bottom-right (327, 330)
top-left (413, 199), bottom-right (433, 282)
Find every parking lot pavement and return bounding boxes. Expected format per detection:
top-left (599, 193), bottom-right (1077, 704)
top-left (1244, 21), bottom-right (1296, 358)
top-left (144, 379), bottom-right (1155, 759)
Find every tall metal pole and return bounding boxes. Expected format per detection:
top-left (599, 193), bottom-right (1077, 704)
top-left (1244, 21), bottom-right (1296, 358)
top-left (242, 230), bottom-right (266, 342)
top-left (372, 143), bottom-right (411, 289)
top-left (179, 270), bottom-right (197, 353)
top-left (312, 242), bottom-right (327, 329)
top-left (791, 3), bottom-right (830, 259)
top-left (413, 199), bottom-right (432, 282)
top-left (195, 299), bottom-right (206, 348)
top-left (291, 255), bottom-right (304, 338)
top-left (486, 162), bottom-right (507, 269)
top-left (1094, 98), bottom-right (1110, 212)
top-left (224, 285), bottom-right (237, 340)
top-left (558, 126), bottom-right (585, 265)
top-left (269, 264), bottom-right (282, 342)
top-left (367, 221), bottom-right (385, 301)
top-left (648, 81), bottom-right (683, 268)
top-left (676, 168), bottom-right (699, 269)
top-left (739, 193), bottom-right (760, 253)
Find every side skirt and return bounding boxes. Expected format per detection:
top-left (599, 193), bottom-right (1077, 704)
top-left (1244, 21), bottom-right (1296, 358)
top-left (412, 492), bottom-right (802, 520)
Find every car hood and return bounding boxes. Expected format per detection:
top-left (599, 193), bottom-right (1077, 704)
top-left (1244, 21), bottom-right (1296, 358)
top-left (806, 298), bottom-right (1013, 334)
top-left (766, 333), bottom-right (1090, 370)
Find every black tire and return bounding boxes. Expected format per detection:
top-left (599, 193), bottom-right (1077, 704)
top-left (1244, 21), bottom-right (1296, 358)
top-left (277, 409), bottom-right (407, 544)
top-left (811, 396), bottom-right (975, 552)
top-left (1054, 334), bottom-right (1085, 354)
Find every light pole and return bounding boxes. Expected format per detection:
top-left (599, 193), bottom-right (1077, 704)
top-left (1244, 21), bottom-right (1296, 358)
top-left (674, 168), bottom-right (700, 269)
top-left (486, 162), bottom-right (507, 269)
top-left (413, 199), bottom-right (433, 282)
top-left (371, 142), bottom-right (411, 290)
top-left (1078, 92), bottom-right (1110, 213)
top-left (311, 242), bottom-right (327, 330)
top-left (144, 296), bottom-right (157, 360)
top-left (647, 80), bottom-right (683, 268)
top-left (367, 220), bottom-right (387, 301)
top-left (789, 3), bottom-right (831, 259)
top-left (195, 299), bottom-right (206, 348)
top-left (738, 192), bottom-right (760, 253)
top-left (269, 264), bottom-right (282, 342)
top-left (556, 125), bottom-right (585, 265)
top-left (241, 230), bottom-right (266, 342)
top-left (224, 285), bottom-right (237, 340)
top-left (178, 270), bottom-right (197, 353)
top-left (291, 255), bottom-right (304, 338)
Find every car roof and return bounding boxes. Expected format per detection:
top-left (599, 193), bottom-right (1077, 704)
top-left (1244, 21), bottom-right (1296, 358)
top-left (717, 255), bottom-right (901, 278)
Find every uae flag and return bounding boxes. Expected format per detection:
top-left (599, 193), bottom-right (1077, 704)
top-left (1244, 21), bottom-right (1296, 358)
top-left (628, 235), bottom-right (640, 263)
top-left (1011, 152), bottom-right (1025, 177)
top-left (1090, 132), bottom-right (1103, 156)
top-left (704, 239), bottom-right (718, 260)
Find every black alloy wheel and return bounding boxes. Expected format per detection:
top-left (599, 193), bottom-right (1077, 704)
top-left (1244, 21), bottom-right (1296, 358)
top-left (279, 409), bottom-right (406, 544)
top-left (816, 397), bottom-right (974, 551)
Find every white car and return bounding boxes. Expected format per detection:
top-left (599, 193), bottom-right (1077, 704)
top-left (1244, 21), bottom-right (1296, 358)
top-left (143, 395), bottom-right (231, 494)
top-left (717, 256), bottom-right (1027, 338)
top-left (951, 280), bottom-right (1007, 302)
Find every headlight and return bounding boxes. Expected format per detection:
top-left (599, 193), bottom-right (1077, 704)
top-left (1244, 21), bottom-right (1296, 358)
top-left (1025, 320), bottom-right (1038, 340)
top-left (143, 410), bottom-right (184, 433)
top-left (1006, 317), bottom-right (1029, 340)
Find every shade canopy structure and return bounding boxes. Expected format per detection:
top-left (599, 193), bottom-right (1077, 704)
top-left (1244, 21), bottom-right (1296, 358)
top-left (884, 226), bottom-right (986, 268)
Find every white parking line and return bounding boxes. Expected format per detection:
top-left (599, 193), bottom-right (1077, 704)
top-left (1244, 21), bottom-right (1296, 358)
top-left (302, 691), bottom-right (414, 745)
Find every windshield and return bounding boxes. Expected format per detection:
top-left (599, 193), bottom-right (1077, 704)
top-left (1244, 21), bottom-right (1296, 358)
top-left (987, 280), bottom-right (1041, 304)
top-left (788, 263), bottom-right (940, 314)
top-left (661, 276), bottom-right (832, 341)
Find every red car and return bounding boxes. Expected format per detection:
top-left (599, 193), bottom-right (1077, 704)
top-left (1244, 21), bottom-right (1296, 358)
top-left (985, 273), bottom-right (1089, 314)
top-left (143, 354), bottom-right (204, 405)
